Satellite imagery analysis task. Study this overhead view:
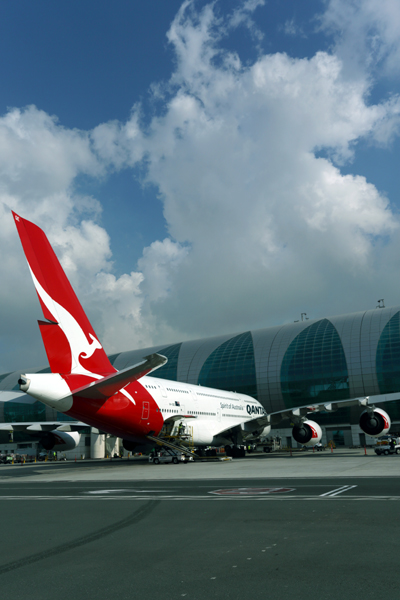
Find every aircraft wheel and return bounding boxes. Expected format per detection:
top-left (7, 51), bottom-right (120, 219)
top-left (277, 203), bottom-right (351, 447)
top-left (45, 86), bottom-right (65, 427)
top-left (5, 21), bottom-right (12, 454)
top-left (231, 446), bottom-right (246, 458)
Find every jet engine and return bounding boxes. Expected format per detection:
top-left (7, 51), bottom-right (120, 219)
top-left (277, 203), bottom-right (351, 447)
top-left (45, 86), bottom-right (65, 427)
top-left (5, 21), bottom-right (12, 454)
top-left (292, 420), bottom-right (322, 447)
top-left (359, 408), bottom-right (391, 437)
top-left (40, 431), bottom-right (80, 451)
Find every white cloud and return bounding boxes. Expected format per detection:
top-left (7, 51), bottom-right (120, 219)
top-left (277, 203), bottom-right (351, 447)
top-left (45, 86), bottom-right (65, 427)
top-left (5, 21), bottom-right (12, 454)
top-left (103, 0), bottom-right (400, 338)
top-left (228, 0), bottom-right (265, 42)
top-left (0, 106), bottom-right (100, 202)
top-left (283, 18), bottom-right (303, 37)
top-left (320, 0), bottom-right (400, 78)
top-left (0, 107), bottom-right (151, 371)
top-left (138, 238), bottom-right (189, 302)
top-left (91, 108), bottom-right (144, 170)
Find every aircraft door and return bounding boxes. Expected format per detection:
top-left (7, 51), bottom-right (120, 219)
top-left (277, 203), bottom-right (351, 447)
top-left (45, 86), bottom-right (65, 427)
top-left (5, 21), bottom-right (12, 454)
top-left (141, 401), bottom-right (150, 420)
top-left (217, 409), bottom-right (221, 422)
top-left (158, 384), bottom-right (167, 398)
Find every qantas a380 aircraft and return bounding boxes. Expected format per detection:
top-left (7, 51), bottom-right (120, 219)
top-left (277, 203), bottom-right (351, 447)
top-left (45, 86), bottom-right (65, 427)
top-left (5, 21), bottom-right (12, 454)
top-left (8, 212), bottom-right (391, 457)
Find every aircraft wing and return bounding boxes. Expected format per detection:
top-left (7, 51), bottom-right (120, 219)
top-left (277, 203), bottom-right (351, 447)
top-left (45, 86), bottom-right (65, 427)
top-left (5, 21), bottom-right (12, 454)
top-left (266, 396), bottom-right (372, 426)
top-left (70, 353), bottom-right (167, 400)
top-left (213, 394), bottom-right (392, 442)
top-left (212, 395), bottom-right (375, 440)
top-left (211, 414), bottom-right (270, 441)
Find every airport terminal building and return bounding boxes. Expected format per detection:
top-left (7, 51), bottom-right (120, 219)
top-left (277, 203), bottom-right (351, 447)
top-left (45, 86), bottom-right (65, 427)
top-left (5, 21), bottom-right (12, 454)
top-left (1, 304), bottom-right (400, 453)
top-left (109, 305), bottom-right (400, 447)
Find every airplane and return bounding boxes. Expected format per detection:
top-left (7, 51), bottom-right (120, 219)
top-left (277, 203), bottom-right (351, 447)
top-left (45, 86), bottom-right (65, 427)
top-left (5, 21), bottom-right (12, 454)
top-left (6, 212), bottom-right (391, 458)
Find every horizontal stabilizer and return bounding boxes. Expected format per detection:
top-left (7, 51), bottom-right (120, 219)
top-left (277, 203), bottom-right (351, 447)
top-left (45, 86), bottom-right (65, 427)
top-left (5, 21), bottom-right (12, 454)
top-left (0, 421), bottom-right (86, 432)
top-left (71, 353), bottom-right (168, 400)
top-left (25, 423), bottom-right (87, 432)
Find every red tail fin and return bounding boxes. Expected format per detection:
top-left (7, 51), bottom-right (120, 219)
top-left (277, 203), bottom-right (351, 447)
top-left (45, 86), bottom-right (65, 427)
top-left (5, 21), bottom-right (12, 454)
top-left (13, 212), bottom-right (115, 377)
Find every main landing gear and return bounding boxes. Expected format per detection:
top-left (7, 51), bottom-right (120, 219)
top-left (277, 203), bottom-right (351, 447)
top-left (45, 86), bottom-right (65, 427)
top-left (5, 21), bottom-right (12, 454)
top-left (224, 445), bottom-right (246, 458)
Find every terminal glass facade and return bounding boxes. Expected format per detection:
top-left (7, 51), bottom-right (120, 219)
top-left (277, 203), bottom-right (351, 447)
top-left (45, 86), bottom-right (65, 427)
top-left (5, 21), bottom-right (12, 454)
top-left (4, 401), bottom-right (46, 423)
top-left (150, 343), bottom-right (182, 381)
top-left (198, 332), bottom-right (257, 398)
top-left (281, 319), bottom-right (349, 407)
top-left (376, 311), bottom-right (400, 394)
top-left (56, 412), bottom-right (76, 422)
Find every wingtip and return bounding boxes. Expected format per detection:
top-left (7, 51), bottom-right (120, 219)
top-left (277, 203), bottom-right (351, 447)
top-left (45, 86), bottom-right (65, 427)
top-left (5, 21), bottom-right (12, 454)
top-left (144, 353), bottom-right (168, 365)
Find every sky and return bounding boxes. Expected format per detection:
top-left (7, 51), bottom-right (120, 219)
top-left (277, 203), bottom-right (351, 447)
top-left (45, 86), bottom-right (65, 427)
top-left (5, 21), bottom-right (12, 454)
top-left (1, 0), bottom-right (400, 372)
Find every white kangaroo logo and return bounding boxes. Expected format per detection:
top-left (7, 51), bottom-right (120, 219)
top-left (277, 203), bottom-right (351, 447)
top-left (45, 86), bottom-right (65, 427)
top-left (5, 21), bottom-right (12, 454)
top-left (29, 267), bottom-right (103, 378)
top-left (28, 266), bottom-right (137, 404)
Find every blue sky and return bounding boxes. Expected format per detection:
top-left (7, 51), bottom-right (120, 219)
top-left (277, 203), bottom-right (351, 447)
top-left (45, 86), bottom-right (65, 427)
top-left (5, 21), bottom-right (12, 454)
top-left (0, 1), bottom-right (327, 128)
top-left (1, 0), bottom-right (400, 371)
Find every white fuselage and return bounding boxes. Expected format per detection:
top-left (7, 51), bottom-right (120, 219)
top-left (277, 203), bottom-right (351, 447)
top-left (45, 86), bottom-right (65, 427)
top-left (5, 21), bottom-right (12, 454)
top-left (140, 375), bottom-right (267, 446)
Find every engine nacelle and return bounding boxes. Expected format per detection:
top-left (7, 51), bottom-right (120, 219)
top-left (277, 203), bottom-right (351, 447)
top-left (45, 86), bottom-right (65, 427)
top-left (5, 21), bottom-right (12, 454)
top-left (292, 420), bottom-right (322, 447)
top-left (359, 408), bottom-right (391, 437)
top-left (40, 431), bottom-right (80, 451)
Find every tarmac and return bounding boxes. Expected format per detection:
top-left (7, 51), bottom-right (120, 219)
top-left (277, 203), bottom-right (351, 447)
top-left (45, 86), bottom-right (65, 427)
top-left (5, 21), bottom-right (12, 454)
top-left (0, 449), bottom-right (399, 600)
top-left (0, 447), bottom-right (397, 482)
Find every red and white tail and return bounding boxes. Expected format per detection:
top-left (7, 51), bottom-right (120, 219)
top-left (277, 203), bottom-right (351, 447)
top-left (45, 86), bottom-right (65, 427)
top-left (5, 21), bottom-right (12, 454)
top-left (13, 212), bottom-right (115, 377)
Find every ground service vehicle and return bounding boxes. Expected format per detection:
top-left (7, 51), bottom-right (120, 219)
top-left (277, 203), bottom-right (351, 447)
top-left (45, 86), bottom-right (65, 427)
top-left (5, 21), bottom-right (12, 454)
top-left (374, 436), bottom-right (400, 455)
top-left (149, 449), bottom-right (192, 464)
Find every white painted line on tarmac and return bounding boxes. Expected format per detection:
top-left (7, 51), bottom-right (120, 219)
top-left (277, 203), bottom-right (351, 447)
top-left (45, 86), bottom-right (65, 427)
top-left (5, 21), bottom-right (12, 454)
top-left (3, 492), bottom-right (400, 501)
top-left (320, 485), bottom-right (357, 497)
top-left (86, 489), bottom-right (128, 494)
top-left (209, 487), bottom-right (295, 496)
top-left (85, 489), bottom-right (179, 494)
